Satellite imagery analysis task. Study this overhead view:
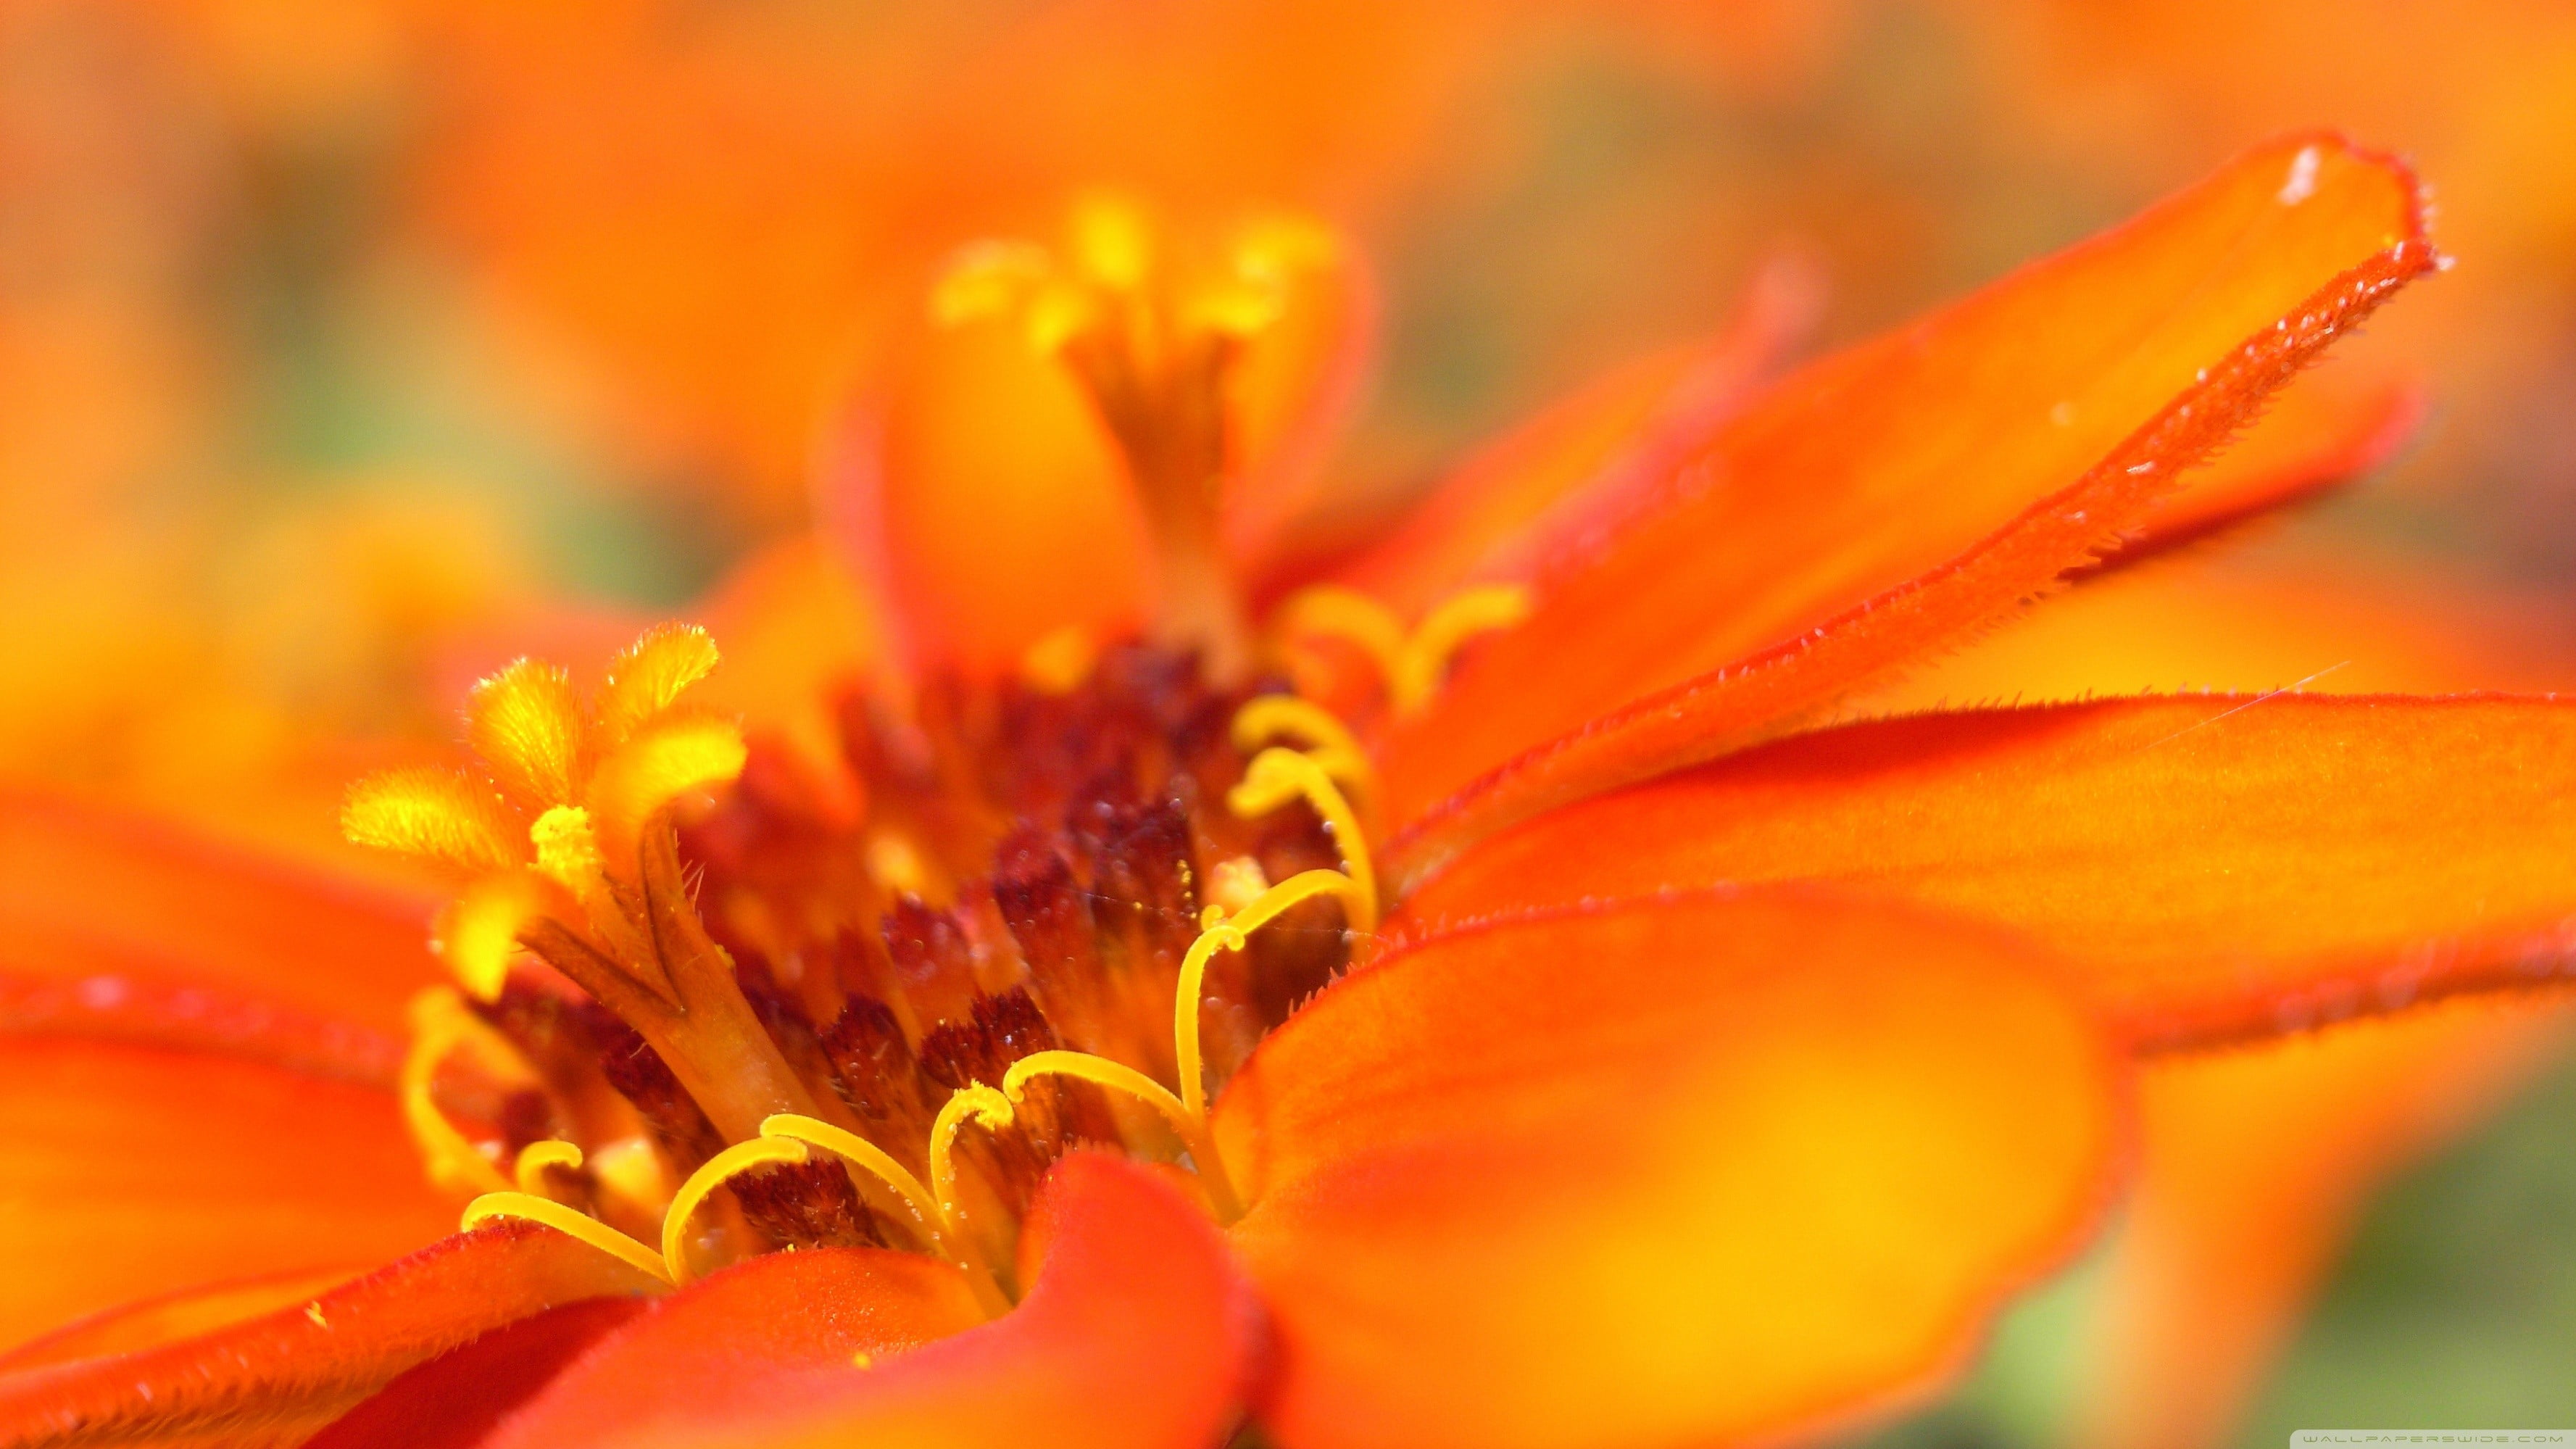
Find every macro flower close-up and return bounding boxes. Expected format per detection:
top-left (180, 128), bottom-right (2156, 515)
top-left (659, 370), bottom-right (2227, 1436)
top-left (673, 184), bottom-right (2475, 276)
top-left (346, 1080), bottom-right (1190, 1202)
top-left (7, 6), bottom-right (2576, 1449)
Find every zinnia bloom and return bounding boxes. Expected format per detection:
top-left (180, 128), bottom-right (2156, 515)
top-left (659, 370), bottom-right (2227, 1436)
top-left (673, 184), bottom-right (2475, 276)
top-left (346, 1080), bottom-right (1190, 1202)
top-left (4, 132), bottom-right (2569, 1449)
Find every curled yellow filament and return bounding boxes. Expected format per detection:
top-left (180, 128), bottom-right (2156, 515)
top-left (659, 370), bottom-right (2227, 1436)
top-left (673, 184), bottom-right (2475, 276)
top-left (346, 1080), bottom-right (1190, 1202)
top-left (460, 1192), bottom-right (673, 1287)
top-left (512, 1139), bottom-right (585, 1199)
top-left (1231, 694), bottom-right (1374, 807)
top-left (1002, 1051), bottom-right (1239, 1222)
top-left (1229, 749), bottom-right (1377, 930)
top-left (927, 1084), bottom-right (1016, 1232)
top-left (660, 1137), bottom-right (811, 1284)
top-left (401, 988), bottom-right (527, 1197)
top-left (1272, 583), bottom-right (1532, 715)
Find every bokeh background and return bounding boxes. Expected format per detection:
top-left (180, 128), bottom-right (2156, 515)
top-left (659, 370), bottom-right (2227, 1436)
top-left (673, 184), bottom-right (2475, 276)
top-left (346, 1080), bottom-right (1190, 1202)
top-left (7, 3), bottom-right (2575, 1444)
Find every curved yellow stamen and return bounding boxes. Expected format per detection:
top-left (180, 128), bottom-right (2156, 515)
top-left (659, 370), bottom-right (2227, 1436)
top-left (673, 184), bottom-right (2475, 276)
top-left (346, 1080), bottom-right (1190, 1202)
top-left (1230, 694), bottom-right (1374, 806)
top-left (927, 1085), bottom-right (1015, 1231)
top-left (757, 1115), bottom-right (945, 1248)
top-left (513, 1139), bottom-right (584, 1198)
top-left (461, 1191), bottom-right (673, 1287)
top-left (1394, 584), bottom-right (1532, 714)
top-left (1003, 1050), bottom-right (1243, 1222)
top-left (400, 988), bottom-right (523, 1197)
top-left (1271, 584), bottom-right (1533, 717)
top-left (1228, 750), bottom-right (1378, 931)
top-left (660, 1137), bottom-right (810, 1284)
top-left (1274, 586), bottom-right (1407, 683)
top-left (759, 1115), bottom-right (1013, 1318)
top-left (1175, 869), bottom-right (1369, 1114)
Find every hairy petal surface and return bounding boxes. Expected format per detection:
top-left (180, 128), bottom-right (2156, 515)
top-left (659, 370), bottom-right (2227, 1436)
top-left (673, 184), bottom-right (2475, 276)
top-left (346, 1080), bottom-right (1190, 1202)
top-left (1216, 888), bottom-right (2122, 1449)
top-left (0, 1039), bottom-right (455, 1353)
top-left (2072, 365), bottom-right (2424, 580)
top-left (0, 1223), bottom-right (662, 1448)
top-left (1406, 696), bottom-right (2576, 1050)
top-left (1380, 134), bottom-right (2433, 880)
top-left (305, 1299), bottom-right (647, 1449)
top-left (603, 1154), bottom-right (1258, 1449)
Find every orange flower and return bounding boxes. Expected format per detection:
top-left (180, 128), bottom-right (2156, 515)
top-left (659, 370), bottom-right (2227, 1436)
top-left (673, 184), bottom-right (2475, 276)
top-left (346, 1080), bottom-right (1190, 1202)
top-left (3, 133), bottom-right (2567, 1449)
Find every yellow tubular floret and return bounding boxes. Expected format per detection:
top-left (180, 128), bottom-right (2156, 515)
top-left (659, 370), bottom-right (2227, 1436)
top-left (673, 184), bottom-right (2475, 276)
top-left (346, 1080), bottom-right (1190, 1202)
top-left (400, 988), bottom-right (526, 1196)
top-left (514, 1140), bottom-right (585, 1197)
top-left (341, 768), bottom-right (522, 874)
top-left (927, 1085), bottom-right (1016, 1232)
top-left (594, 623), bottom-right (722, 752)
top-left (462, 1192), bottom-right (673, 1287)
top-left (1393, 584), bottom-right (1533, 714)
top-left (468, 658), bottom-right (587, 807)
top-left (660, 1137), bottom-right (811, 1284)
top-left (1229, 749), bottom-right (1378, 930)
top-left (1230, 694), bottom-right (1374, 807)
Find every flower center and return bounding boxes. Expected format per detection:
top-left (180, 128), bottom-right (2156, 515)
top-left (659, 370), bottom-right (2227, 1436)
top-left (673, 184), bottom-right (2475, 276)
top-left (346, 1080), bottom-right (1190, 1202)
top-left (383, 639), bottom-right (1381, 1309)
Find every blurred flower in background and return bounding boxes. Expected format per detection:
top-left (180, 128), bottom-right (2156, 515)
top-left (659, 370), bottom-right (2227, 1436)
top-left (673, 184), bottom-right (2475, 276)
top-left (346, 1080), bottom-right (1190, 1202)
top-left (6, 1), bottom-right (2576, 1446)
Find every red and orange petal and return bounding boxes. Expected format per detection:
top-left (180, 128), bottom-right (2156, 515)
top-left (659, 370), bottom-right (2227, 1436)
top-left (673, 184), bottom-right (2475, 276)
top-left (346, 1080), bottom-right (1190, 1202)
top-left (0, 1222), bottom-right (662, 1448)
top-left (0, 789), bottom-right (439, 1037)
top-left (464, 1247), bottom-right (988, 1448)
top-left (1216, 888), bottom-right (2122, 1449)
top-left (578, 1153), bottom-right (1258, 1449)
top-left (1404, 695), bottom-right (2576, 1051)
top-left (1378, 133), bottom-right (2435, 874)
top-left (0, 1037), bottom-right (458, 1355)
top-left (2074, 361), bottom-right (2425, 579)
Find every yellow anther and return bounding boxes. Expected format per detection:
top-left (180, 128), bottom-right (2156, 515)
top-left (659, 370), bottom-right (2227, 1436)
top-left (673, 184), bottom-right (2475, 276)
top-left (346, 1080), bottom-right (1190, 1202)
top-left (852, 1350), bottom-right (876, 1369)
top-left (513, 1139), bottom-right (585, 1198)
top-left (462, 1192), bottom-right (673, 1287)
top-left (400, 987), bottom-right (527, 1197)
top-left (927, 1085), bottom-right (1016, 1232)
top-left (1230, 694), bottom-right (1374, 806)
top-left (1020, 625), bottom-right (1099, 695)
top-left (1174, 868), bottom-right (1371, 1126)
top-left (1002, 1052), bottom-right (1241, 1223)
top-left (1394, 584), bottom-right (1532, 713)
top-left (660, 1137), bottom-right (812, 1284)
top-left (1228, 749), bottom-right (1378, 931)
top-left (528, 805), bottom-right (605, 899)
